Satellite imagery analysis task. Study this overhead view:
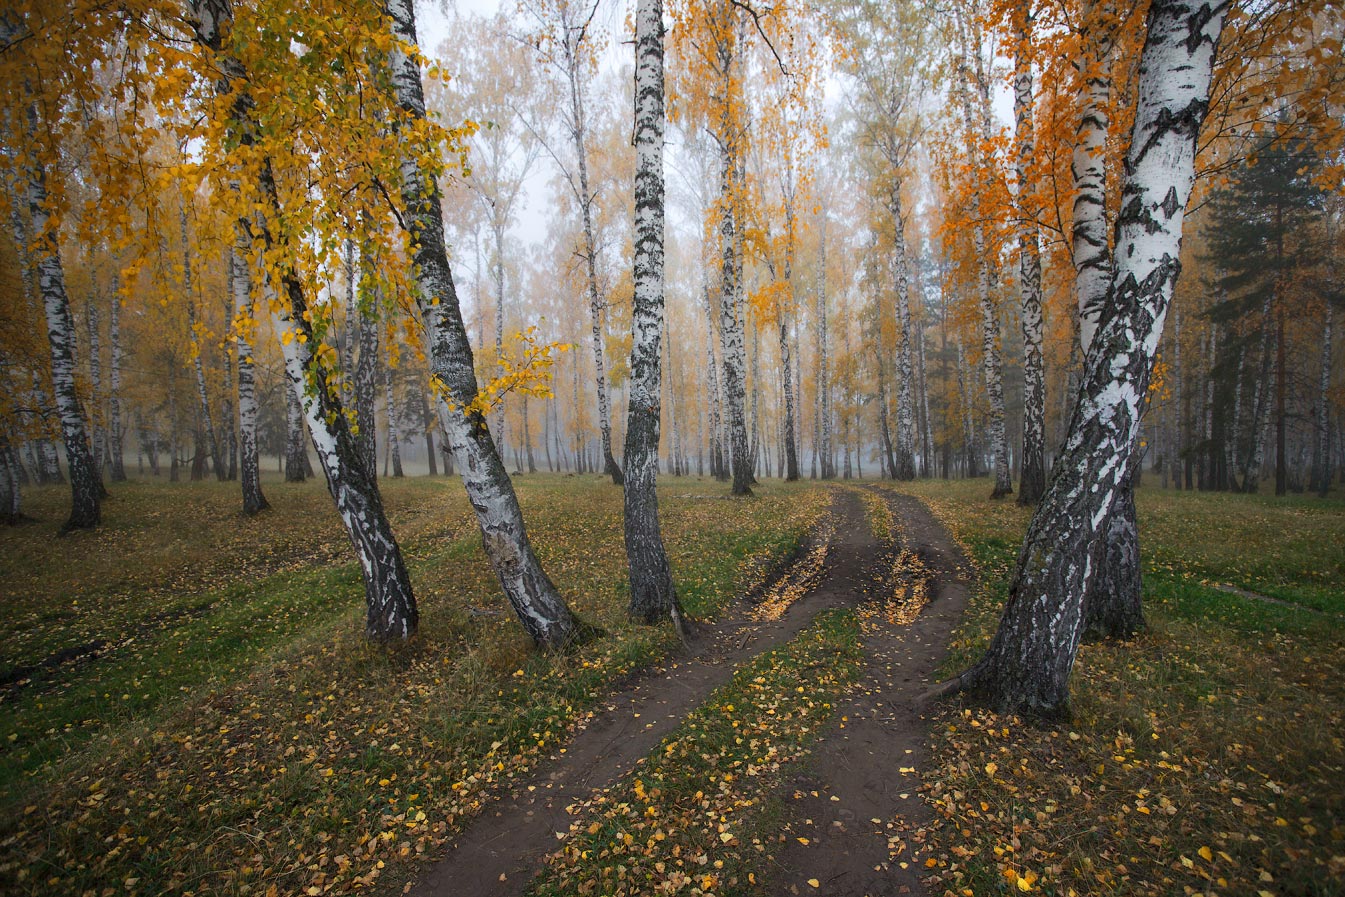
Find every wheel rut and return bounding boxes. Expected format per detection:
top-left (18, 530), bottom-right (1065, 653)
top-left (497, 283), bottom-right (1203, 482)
top-left (407, 486), bottom-right (970, 897)
top-left (767, 487), bottom-right (972, 897)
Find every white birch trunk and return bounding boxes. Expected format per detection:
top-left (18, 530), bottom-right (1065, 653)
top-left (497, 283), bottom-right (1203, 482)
top-left (24, 111), bottom-right (101, 528)
top-left (941, 0), bottom-right (1228, 716)
top-left (625, 0), bottom-right (681, 625)
top-left (232, 246), bottom-right (268, 514)
top-left (1014, 12), bottom-right (1047, 505)
top-left (384, 0), bottom-right (583, 649)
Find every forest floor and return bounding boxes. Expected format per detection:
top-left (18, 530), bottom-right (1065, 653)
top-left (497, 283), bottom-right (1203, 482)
top-left (1, 474), bottom-right (1342, 897)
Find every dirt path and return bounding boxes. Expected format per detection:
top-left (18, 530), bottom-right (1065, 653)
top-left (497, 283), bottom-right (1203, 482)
top-left (765, 487), bottom-right (971, 896)
top-left (407, 486), bottom-right (970, 897)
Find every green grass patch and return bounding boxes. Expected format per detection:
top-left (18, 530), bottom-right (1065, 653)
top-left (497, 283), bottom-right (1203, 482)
top-left (889, 478), bottom-right (1345, 896)
top-left (0, 474), bottom-right (827, 897)
top-left (529, 609), bottom-right (865, 897)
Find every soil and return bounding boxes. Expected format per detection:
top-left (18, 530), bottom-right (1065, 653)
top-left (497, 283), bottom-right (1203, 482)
top-left (407, 485), bottom-right (970, 897)
top-left (766, 488), bottom-right (971, 897)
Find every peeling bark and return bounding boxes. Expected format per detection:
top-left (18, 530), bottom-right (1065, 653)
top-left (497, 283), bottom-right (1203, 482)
top-left (384, 0), bottom-right (583, 650)
top-left (625, 0), bottom-right (682, 628)
top-left (939, 0), bottom-right (1227, 716)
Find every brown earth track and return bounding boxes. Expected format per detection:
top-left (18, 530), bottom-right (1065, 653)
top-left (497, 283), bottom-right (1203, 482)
top-left (766, 487), bottom-right (972, 897)
top-left (407, 485), bottom-right (971, 897)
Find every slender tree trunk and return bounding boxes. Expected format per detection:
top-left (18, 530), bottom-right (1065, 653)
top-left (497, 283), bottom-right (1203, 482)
top-left (385, 363), bottom-right (404, 478)
top-left (1243, 294), bottom-right (1274, 492)
top-left (779, 318), bottom-right (800, 480)
top-left (716, 128), bottom-right (752, 492)
top-left (355, 295), bottom-right (379, 480)
top-left (887, 185), bottom-right (918, 481)
top-left (220, 276), bottom-right (238, 481)
top-left (86, 298), bottom-right (107, 478)
top-left (419, 386), bottom-right (439, 476)
top-left (1314, 302), bottom-right (1333, 496)
top-left (284, 385), bottom-right (307, 482)
top-left (384, 0), bottom-right (583, 649)
top-left (25, 127), bottom-right (100, 528)
top-left (937, 0), bottom-right (1227, 716)
top-left (108, 274), bottom-right (127, 482)
top-left (0, 435), bottom-right (23, 524)
top-left (878, 358), bottom-right (897, 479)
top-left (749, 325), bottom-right (761, 480)
top-left (232, 246), bottom-right (269, 514)
top-left (625, 0), bottom-right (682, 627)
top-left (817, 220), bottom-right (832, 479)
top-left (1013, 11), bottom-right (1047, 505)
top-left (180, 209), bottom-right (226, 483)
top-left (1275, 309), bottom-right (1287, 496)
top-left (955, 12), bottom-right (1012, 498)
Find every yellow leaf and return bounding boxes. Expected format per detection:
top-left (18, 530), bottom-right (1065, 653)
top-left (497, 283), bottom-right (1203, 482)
top-left (807, 879), bottom-right (820, 888)
top-left (985, 762), bottom-right (998, 776)
top-left (1198, 846), bottom-right (1213, 862)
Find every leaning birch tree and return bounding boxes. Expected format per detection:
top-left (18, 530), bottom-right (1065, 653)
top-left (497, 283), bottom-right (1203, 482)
top-left (932, 0), bottom-right (1229, 716)
top-left (383, 0), bottom-right (586, 649)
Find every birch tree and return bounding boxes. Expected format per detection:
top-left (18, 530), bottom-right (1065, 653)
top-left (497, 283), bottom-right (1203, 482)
top-left (187, 0), bottom-right (419, 641)
top-left (383, 0), bottom-right (586, 649)
top-left (932, 0), bottom-right (1229, 716)
top-left (625, 0), bottom-right (684, 629)
top-left (520, 0), bottom-right (625, 484)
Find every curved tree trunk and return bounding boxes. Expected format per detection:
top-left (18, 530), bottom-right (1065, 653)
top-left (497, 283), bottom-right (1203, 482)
top-left (938, 0), bottom-right (1227, 717)
top-left (384, 0), bottom-right (583, 650)
top-left (25, 132), bottom-right (101, 529)
top-left (189, 0), bottom-right (417, 641)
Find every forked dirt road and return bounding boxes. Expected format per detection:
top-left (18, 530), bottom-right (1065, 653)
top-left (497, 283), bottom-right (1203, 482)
top-left (408, 486), bottom-right (970, 897)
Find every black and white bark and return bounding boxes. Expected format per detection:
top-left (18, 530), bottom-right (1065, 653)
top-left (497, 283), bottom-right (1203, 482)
top-left (284, 385), bottom-right (307, 482)
top-left (935, 0), bottom-right (1228, 716)
top-left (702, 279), bottom-right (727, 481)
top-left (624, 0), bottom-right (682, 628)
top-left (717, 147), bottom-right (751, 494)
top-left (1068, 0), bottom-right (1143, 637)
top-left (25, 121), bottom-right (101, 529)
top-left (190, 0), bottom-right (418, 640)
top-left (887, 185), bottom-right (917, 481)
top-left (4, 158), bottom-right (64, 487)
top-left (356, 287), bottom-right (380, 480)
top-left (953, 15), bottom-right (1012, 498)
top-left (219, 278), bottom-right (238, 481)
top-left (232, 246), bottom-right (268, 514)
top-left (384, 362), bottom-right (404, 478)
top-left (1013, 11), bottom-right (1046, 505)
top-left (383, 0), bottom-right (584, 649)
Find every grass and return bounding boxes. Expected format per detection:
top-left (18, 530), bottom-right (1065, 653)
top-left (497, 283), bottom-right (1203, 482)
top-left (0, 472), bottom-right (828, 897)
top-left (529, 608), bottom-right (865, 897)
top-left (889, 478), bottom-right (1345, 897)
